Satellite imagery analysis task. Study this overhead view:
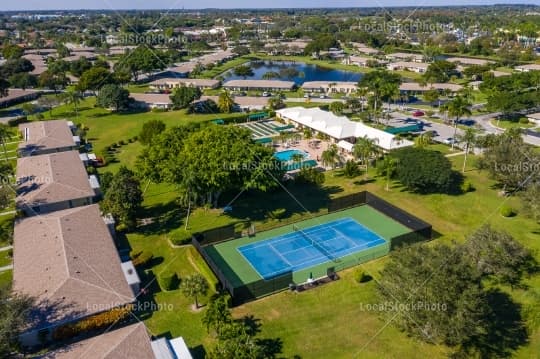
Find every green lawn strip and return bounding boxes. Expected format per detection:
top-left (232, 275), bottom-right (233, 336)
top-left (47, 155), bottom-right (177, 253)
top-left (0, 269), bottom-right (12, 287)
top-left (0, 250), bottom-right (12, 267)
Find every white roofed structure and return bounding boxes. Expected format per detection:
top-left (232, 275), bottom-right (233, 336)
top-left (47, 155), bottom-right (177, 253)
top-left (276, 107), bottom-right (413, 151)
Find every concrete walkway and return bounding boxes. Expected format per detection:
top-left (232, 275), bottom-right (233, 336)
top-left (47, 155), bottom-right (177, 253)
top-left (445, 151), bottom-right (466, 157)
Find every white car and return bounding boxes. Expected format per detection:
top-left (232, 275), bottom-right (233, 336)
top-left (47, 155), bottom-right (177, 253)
top-left (443, 137), bottom-right (458, 145)
top-left (262, 92), bottom-right (271, 97)
top-left (319, 94), bottom-right (326, 99)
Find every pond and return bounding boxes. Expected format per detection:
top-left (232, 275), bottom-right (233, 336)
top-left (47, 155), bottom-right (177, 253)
top-left (222, 60), bottom-right (363, 85)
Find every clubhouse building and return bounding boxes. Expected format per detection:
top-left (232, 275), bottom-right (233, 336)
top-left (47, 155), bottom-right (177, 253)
top-left (275, 107), bottom-right (413, 152)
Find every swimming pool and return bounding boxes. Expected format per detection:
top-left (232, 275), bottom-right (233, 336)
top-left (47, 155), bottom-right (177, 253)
top-left (274, 149), bottom-right (309, 162)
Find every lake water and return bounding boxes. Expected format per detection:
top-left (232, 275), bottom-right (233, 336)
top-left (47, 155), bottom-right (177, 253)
top-left (222, 61), bottom-right (363, 85)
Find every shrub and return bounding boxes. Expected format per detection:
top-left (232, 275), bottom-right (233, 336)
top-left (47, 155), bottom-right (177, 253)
top-left (52, 305), bottom-right (133, 341)
top-left (355, 270), bottom-right (372, 283)
top-left (86, 166), bottom-right (97, 175)
top-left (519, 117), bottom-right (530, 124)
top-left (132, 136), bottom-right (138, 141)
top-left (461, 180), bottom-right (474, 193)
top-left (151, 107), bottom-right (167, 113)
top-left (159, 272), bottom-right (180, 291)
top-left (132, 251), bottom-right (153, 267)
top-left (115, 222), bottom-right (128, 233)
top-left (500, 205), bottom-right (515, 218)
top-left (270, 208), bottom-right (287, 219)
top-left (118, 140), bottom-right (126, 146)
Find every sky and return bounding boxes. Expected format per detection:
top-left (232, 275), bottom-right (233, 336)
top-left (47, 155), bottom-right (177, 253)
top-left (2, 0), bottom-right (539, 11)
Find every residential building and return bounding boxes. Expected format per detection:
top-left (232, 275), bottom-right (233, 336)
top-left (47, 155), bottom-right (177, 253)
top-left (149, 78), bottom-right (220, 90)
top-left (13, 204), bottom-right (137, 346)
top-left (223, 79), bottom-right (295, 91)
top-left (19, 120), bottom-right (79, 157)
top-left (0, 89), bottom-right (41, 108)
top-left (301, 81), bottom-right (358, 95)
top-left (399, 82), bottom-right (463, 93)
top-left (515, 64), bottom-right (540, 72)
top-left (446, 57), bottom-right (493, 66)
top-left (16, 151), bottom-right (99, 215)
top-left (130, 93), bottom-right (172, 110)
top-left (527, 112), bottom-right (540, 125)
top-left (343, 55), bottom-right (377, 67)
top-left (386, 52), bottom-right (424, 63)
top-left (41, 323), bottom-right (193, 359)
top-left (275, 107), bottom-right (413, 151)
top-left (199, 95), bottom-right (269, 111)
top-left (387, 61), bottom-right (429, 73)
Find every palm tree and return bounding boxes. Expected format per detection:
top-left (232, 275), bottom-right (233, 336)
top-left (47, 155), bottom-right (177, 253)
top-left (353, 136), bottom-right (379, 177)
top-left (381, 156), bottom-right (398, 191)
top-left (64, 89), bottom-right (82, 118)
top-left (321, 144), bottom-right (340, 170)
top-left (442, 95), bottom-right (472, 150)
top-left (414, 133), bottom-right (432, 149)
top-left (291, 153), bottom-right (304, 169)
top-left (0, 124), bottom-right (11, 162)
top-left (218, 91), bottom-right (235, 113)
top-left (458, 127), bottom-right (477, 173)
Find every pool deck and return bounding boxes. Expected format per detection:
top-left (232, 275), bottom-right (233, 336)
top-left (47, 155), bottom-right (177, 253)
top-left (273, 138), bottom-right (354, 169)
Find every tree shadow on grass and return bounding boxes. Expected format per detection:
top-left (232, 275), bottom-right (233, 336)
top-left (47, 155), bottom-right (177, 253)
top-left (132, 270), bottom-right (161, 321)
top-left (460, 289), bottom-right (528, 358)
top-left (222, 184), bottom-right (341, 223)
top-left (137, 200), bottom-right (184, 236)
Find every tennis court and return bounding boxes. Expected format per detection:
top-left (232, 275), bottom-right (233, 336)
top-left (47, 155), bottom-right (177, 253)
top-left (238, 218), bottom-right (386, 280)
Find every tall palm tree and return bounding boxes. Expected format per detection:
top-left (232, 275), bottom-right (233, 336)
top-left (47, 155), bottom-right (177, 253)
top-left (64, 89), bottom-right (82, 118)
top-left (442, 95), bottom-right (472, 150)
top-left (381, 156), bottom-right (398, 191)
top-left (291, 153), bottom-right (304, 169)
top-left (218, 91), bottom-right (235, 113)
top-left (459, 127), bottom-right (477, 173)
top-left (321, 144), bottom-right (340, 170)
top-left (353, 136), bottom-right (379, 177)
top-left (414, 133), bottom-right (432, 149)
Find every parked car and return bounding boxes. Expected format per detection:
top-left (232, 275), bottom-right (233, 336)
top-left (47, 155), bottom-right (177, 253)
top-left (443, 137), bottom-right (458, 145)
top-left (319, 94), bottom-right (326, 99)
top-left (457, 119), bottom-right (475, 126)
top-left (303, 93), bottom-right (310, 98)
top-left (412, 110), bottom-right (425, 117)
top-left (262, 92), bottom-right (271, 97)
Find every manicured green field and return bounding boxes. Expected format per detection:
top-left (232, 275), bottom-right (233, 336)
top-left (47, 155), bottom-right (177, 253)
top-left (206, 205), bottom-right (410, 287)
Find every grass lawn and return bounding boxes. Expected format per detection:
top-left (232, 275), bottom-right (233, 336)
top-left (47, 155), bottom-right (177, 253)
top-left (490, 119), bottom-right (536, 130)
top-left (0, 249), bottom-right (12, 267)
top-left (0, 269), bottom-right (12, 287)
top-left (119, 146), bottom-right (540, 358)
top-left (36, 97), bottom-right (246, 158)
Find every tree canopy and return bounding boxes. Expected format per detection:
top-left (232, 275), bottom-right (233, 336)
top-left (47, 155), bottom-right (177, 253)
top-left (137, 125), bottom-right (284, 207)
top-left (392, 147), bottom-right (460, 193)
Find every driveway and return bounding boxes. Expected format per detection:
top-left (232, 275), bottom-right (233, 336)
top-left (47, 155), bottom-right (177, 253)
top-left (386, 112), bottom-right (463, 145)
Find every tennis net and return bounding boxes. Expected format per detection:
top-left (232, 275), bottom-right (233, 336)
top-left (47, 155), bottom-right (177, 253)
top-left (293, 224), bottom-right (339, 262)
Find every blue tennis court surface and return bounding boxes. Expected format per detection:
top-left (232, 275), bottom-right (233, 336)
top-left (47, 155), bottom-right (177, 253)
top-left (238, 217), bottom-right (387, 280)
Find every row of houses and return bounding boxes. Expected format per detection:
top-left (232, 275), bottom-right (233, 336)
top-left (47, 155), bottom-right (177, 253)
top-left (299, 80), bottom-right (463, 95)
top-left (13, 120), bottom-right (192, 358)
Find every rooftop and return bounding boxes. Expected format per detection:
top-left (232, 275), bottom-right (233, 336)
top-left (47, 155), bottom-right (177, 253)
top-left (13, 204), bottom-right (134, 331)
top-left (149, 78), bottom-right (220, 88)
top-left (223, 79), bottom-right (295, 89)
top-left (276, 107), bottom-right (413, 150)
top-left (42, 323), bottom-right (155, 359)
top-left (16, 151), bottom-right (95, 209)
top-left (19, 120), bottom-right (77, 155)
